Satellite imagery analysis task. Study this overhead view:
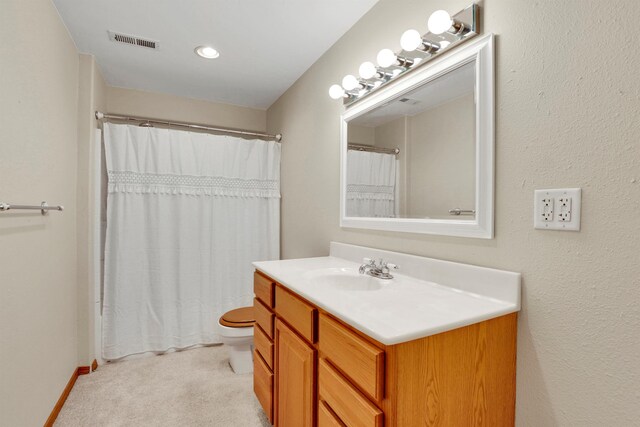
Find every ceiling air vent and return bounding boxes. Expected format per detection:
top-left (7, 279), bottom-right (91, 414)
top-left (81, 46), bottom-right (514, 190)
top-left (108, 31), bottom-right (159, 50)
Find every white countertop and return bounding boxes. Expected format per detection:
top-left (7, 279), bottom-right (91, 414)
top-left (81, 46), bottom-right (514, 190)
top-left (253, 243), bottom-right (521, 346)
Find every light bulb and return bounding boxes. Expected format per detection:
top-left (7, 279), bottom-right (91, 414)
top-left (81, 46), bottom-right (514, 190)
top-left (194, 45), bottom-right (220, 59)
top-left (359, 62), bottom-right (377, 79)
top-left (428, 10), bottom-right (453, 35)
top-left (328, 84), bottom-right (345, 100)
top-left (400, 29), bottom-right (423, 52)
top-left (342, 74), bottom-right (359, 91)
top-left (202, 47), bottom-right (216, 56)
top-left (377, 49), bottom-right (397, 68)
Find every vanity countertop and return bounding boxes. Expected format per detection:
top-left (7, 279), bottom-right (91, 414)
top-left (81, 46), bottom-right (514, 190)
top-left (253, 243), bottom-right (521, 346)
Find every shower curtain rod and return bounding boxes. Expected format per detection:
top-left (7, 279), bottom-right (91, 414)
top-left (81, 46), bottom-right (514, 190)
top-left (95, 111), bottom-right (282, 142)
top-left (348, 143), bottom-right (400, 155)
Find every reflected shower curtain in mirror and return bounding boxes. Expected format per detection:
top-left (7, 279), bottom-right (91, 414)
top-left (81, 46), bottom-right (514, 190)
top-left (346, 150), bottom-right (397, 217)
top-left (102, 123), bottom-right (280, 360)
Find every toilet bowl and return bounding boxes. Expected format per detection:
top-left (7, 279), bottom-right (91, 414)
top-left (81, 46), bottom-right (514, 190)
top-left (217, 306), bottom-right (255, 374)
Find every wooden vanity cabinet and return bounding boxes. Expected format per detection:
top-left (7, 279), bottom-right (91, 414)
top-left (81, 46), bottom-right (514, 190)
top-left (318, 358), bottom-right (383, 427)
top-left (318, 400), bottom-right (346, 427)
top-left (318, 314), bottom-right (384, 404)
top-left (254, 350), bottom-right (274, 422)
top-left (254, 271), bottom-right (518, 427)
top-left (273, 285), bottom-right (318, 427)
top-left (274, 319), bottom-right (315, 427)
top-left (253, 272), bottom-right (276, 423)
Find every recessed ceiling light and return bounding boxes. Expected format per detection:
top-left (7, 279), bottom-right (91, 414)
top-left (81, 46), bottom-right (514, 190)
top-left (194, 45), bottom-right (220, 59)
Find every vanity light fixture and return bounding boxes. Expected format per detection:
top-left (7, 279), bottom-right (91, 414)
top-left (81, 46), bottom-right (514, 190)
top-left (342, 74), bottom-right (376, 92)
top-left (358, 62), bottom-right (376, 79)
top-left (427, 10), bottom-right (468, 37)
top-left (328, 3), bottom-right (478, 105)
top-left (329, 84), bottom-right (359, 100)
top-left (329, 84), bottom-right (346, 100)
top-left (342, 74), bottom-right (360, 91)
top-left (377, 48), bottom-right (415, 68)
top-left (401, 29), bottom-right (441, 54)
top-left (358, 61), bottom-right (397, 83)
top-left (194, 45), bottom-right (220, 59)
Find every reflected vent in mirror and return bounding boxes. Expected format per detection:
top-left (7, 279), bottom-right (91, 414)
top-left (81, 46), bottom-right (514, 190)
top-left (399, 98), bottom-right (421, 105)
top-left (108, 31), bottom-right (159, 50)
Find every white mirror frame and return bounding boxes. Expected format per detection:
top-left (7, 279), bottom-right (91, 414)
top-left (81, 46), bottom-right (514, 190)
top-left (340, 33), bottom-right (495, 239)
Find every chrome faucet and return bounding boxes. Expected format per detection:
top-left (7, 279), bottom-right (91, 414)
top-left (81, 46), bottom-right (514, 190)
top-left (359, 258), bottom-right (398, 280)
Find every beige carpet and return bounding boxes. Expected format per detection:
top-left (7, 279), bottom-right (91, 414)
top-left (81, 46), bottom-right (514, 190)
top-left (56, 346), bottom-right (271, 426)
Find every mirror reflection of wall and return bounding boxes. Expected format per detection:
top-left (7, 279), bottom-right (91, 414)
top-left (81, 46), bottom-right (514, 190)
top-left (347, 60), bottom-right (476, 220)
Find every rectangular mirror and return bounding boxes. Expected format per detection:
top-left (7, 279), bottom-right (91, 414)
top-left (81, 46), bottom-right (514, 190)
top-left (340, 33), bottom-right (494, 238)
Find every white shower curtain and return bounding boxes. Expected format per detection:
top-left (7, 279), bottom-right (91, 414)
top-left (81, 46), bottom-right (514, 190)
top-left (346, 150), bottom-right (396, 217)
top-left (102, 123), bottom-right (280, 360)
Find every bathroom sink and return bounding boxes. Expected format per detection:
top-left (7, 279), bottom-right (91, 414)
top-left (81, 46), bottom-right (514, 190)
top-left (254, 242), bottom-right (521, 345)
top-left (304, 268), bottom-right (385, 291)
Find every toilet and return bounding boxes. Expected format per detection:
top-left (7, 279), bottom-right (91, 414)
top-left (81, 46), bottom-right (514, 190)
top-left (217, 306), bottom-right (255, 374)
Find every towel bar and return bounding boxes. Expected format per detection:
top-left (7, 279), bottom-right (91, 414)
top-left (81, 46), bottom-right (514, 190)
top-left (0, 201), bottom-right (64, 215)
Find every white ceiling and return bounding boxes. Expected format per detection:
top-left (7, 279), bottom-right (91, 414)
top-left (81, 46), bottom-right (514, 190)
top-left (52, 0), bottom-right (379, 109)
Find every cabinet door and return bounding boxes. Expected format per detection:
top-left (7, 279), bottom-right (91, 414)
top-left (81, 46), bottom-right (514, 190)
top-left (275, 319), bottom-right (315, 427)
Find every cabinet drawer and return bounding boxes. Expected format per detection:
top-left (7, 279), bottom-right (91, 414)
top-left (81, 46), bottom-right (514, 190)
top-left (319, 314), bottom-right (384, 402)
top-left (275, 286), bottom-right (316, 343)
top-left (318, 400), bottom-right (346, 427)
top-left (254, 271), bottom-right (275, 308)
top-left (254, 297), bottom-right (274, 338)
top-left (253, 350), bottom-right (273, 423)
top-left (254, 323), bottom-right (274, 369)
top-left (318, 359), bottom-right (383, 427)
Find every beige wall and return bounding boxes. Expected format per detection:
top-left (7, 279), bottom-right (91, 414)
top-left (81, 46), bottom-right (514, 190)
top-left (407, 93), bottom-right (475, 218)
top-left (0, 0), bottom-right (80, 425)
top-left (267, 0), bottom-right (640, 425)
top-left (76, 54), bottom-right (107, 366)
top-left (106, 86), bottom-right (266, 132)
top-left (373, 117), bottom-right (406, 152)
top-left (347, 124), bottom-right (375, 145)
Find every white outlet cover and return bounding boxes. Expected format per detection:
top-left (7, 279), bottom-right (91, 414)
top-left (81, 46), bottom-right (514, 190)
top-left (534, 188), bottom-right (581, 231)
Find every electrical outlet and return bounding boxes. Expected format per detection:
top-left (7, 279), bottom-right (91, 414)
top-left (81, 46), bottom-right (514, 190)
top-left (541, 197), bottom-right (554, 222)
top-left (534, 188), bottom-right (581, 231)
top-left (558, 197), bottom-right (572, 222)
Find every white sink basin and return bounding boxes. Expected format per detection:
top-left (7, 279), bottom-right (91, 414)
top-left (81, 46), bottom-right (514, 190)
top-left (304, 268), bottom-right (386, 291)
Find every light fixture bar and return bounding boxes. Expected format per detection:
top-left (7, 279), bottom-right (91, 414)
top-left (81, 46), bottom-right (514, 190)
top-left (330, 3), bottom-right (478, 106)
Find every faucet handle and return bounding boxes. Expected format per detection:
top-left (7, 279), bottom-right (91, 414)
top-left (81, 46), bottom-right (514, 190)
top-left (386, 263), bottom-right (399, 270)
top-left (363, 257), bottom-right (374, 265)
